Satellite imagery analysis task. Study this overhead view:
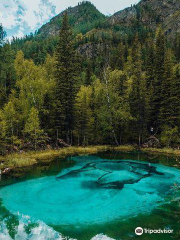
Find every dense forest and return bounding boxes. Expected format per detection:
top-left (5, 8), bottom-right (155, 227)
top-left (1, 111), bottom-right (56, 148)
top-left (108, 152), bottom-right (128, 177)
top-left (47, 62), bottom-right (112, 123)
top-left (1, 1), bottom-right (180, 152)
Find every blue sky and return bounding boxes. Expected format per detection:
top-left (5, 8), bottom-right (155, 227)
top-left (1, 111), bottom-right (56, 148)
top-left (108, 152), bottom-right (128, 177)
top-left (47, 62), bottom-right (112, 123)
top-left (0, 0), bottom-right (140, 39)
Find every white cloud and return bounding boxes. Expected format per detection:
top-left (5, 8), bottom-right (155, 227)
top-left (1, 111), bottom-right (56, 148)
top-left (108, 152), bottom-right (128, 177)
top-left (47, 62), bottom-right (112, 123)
top-left (0, 0), bottom-right (18, 29)
top-left (34, 0), bottom-right (56, 27)
top-left (0, 0), bottom-right (57, 37)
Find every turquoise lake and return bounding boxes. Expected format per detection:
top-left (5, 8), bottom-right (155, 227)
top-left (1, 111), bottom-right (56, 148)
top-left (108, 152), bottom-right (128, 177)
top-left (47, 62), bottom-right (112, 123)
top-left (0, 151), bottom-right (180, 240)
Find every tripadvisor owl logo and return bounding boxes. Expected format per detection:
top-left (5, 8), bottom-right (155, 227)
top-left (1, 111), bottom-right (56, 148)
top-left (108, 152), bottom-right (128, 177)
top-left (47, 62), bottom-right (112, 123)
top-left (135, 227), bottom-right (174, 235)
top-left (135, 227), bottom-right (143, 235)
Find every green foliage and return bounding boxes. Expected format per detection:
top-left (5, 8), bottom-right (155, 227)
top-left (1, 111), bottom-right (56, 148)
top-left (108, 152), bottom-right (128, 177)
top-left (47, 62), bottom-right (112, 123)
top-left (89, 69), bottom-right (132, 145)
top-left (0, 39), bottom-right (15, 107)
top-left (151, 27), bottom-right (165, 128)
top-left (0, 25), bottom-right (5, 46)
top-left (75, 85), bottom-right (94, 145)
top-left (0, 49), bottom-right (55, 149)
top-left (39, 1), bottom-right (106, 37)
top-left (15, 51), bottom-right (52, 112)
top-left (54, 12), bottom-right (79, 143)
top-left (0, 110), bottom-right (7, 147)
top-left (171, 64), bottom-right (180, 127)
top-left (3, 92), bottom-right (19, 145)
top-left (160, 49), bottom-right (174, 126)
top-left (129, 36), bottom-right (148, 144)
top-left (1, 6), bottom-right (180, 150)
top-left (25, 107), bottom-right (44, 150)
top-left (161, 125), bottom-right (180, 148)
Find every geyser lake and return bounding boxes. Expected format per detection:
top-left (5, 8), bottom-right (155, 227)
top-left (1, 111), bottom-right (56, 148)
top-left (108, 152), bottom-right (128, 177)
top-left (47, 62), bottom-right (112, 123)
top-left (0, 151), bottom-right (179, 240)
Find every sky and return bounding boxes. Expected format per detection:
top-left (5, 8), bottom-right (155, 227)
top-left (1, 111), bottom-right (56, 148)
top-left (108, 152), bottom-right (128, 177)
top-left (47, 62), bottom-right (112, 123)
top-left (0, 0), bottom-right (140, 39)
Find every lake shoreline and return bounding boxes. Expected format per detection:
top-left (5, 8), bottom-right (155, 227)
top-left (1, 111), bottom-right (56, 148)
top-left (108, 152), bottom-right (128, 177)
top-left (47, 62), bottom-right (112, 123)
top-left (0, 145), bottom-right (180, 173)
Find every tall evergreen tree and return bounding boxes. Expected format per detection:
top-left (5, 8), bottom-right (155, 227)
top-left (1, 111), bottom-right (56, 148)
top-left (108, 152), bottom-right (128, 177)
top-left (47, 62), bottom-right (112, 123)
top-left (111, 41), bottom-right (125, 70)
top-left (0, 24), bottom-right (5, 46)
top-left (0, 26), bottom-right (11, 107)
top-left (146, 37), bottom-right (155, 88)
top-left (160, 49), bottom-right (174, 126)
top-left (173, 33), bottom-right (180, 62)
top-left (151, 27), bottom-right (165, 129)
top-left (146, 37), bottom-right (156, 131)
top-left (0, 44), bottom-right (16, 97)
top-left (171, 64), bottom-right (180, 127)
top-left (54, 12), bottom-right (78, 144)
top-left (116, 41), bottom-right (125, 70)
top-left (129, 35), bottom-right (147, 144)
top-left (85, 65), bottom-right (92, 86)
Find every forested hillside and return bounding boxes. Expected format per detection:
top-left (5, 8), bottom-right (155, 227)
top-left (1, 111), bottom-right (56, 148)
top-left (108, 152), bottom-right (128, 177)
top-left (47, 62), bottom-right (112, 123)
top-left (0, 0), bottom-right (180, 153)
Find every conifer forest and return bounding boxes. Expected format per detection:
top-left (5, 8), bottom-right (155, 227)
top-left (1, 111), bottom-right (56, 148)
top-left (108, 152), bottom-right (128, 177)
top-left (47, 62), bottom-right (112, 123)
top-left (1, 1), bottom-right (180, 152)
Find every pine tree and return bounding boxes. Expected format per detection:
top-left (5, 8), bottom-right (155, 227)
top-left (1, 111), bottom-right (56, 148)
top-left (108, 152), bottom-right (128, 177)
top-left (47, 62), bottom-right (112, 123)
top-left (129, 35), bottom-right (147, 144)
top-left (0, 27), bottom-right (14, 107)
top-left (145, 36), bottom-right (156, 131)
top-left (0, 24), bottom-right (5, 46)
top-left (0, 44), bottom-right (16, 97)
top-left (115, 41), bottom-right (125, 70)
top-left (146, 37), bottom-right (155, 88)
top-left (160, 49), bottom-right (174, 126)
top-left (111, 41), bottom-right (125, 70)
top-left (54, 12), bottom-right (78, 144)
top-left (151, 27), bottom-right (165, 129)
top-left (171, 64), bottom-right (180, 127)
top-left (173, 33), bottom-right (180, 62)
top-left (85, 65), bottom-right (92, 86)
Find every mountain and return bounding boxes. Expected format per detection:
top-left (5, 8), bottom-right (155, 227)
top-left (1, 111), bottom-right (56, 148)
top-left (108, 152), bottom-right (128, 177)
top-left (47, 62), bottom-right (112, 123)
top-left (110, 0), bottom-right (180, 37)
top-left (36, 0), bottom-right (180, 41)
top-left (10, 0), bottom-right (180, 65)
top-left (37, 1), bottom-right (106, 37)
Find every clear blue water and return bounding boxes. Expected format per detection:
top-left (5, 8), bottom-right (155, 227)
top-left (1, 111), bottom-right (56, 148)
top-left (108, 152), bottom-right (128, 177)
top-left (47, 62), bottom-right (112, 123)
top-left (0, 153), bottom-right (180, 240)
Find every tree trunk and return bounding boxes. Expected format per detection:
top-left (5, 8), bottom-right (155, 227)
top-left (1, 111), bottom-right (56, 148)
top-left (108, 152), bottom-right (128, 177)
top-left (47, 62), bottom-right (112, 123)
top-left (139, 133), bottom-right (142, 146)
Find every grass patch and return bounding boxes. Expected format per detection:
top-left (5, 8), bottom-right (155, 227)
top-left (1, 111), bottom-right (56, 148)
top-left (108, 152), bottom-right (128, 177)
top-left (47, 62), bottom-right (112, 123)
top-left (5, 157), bottom-right (37, 168)
top-left (1, 145), bottom-right (180, 170)
top-left (0, 146), bottom-right (111, 169)
top-left (113, 145), bottom-right (135, 152)
top-left (142, 147), bottom-right (180, 156)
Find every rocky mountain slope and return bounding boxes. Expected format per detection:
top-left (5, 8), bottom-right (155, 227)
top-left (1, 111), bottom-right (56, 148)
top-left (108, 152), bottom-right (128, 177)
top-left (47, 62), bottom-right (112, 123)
top-left (38, 1), bottom-right (106, 37)
top-left (110, 0), bottom-right (180, 36)
top-left (38, 0), bottom-right (180, 39)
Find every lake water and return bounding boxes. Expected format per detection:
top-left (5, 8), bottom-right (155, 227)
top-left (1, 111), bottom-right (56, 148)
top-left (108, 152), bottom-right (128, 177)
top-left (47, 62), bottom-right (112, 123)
top-left (0, 151), bottom-right (180, 240)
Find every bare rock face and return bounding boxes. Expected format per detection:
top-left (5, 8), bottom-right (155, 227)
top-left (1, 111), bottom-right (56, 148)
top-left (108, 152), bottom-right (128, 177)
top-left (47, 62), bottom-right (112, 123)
top-left (109, 0), bottom-right (180, 37)
top-left (37, 0), bottom-right (180, 43)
